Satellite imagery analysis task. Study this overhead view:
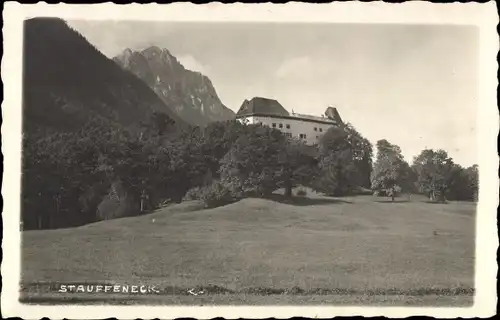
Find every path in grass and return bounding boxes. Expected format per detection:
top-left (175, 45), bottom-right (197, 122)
top-left (21, 195), bottom-right (476, 305)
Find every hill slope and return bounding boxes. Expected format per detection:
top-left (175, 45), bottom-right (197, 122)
top-left (113, 47), bottom-right (235, 126)
top-left (21, 195), bottom-right (475, 305)
top-left (23, 18), bottom-right (186, 136)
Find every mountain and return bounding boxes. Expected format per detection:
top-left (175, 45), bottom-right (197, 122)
top-left (23, 18), bottom-right (186, 137)
top-left (113, 46), bottom-right (235, 126)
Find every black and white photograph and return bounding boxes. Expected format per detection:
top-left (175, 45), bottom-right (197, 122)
top-left (1, 2), bottom-right (498, 319)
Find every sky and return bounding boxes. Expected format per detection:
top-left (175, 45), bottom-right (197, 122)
top-left (67, 20), bottom-right (479, 167)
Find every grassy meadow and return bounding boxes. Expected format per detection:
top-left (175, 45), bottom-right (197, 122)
top-left (21, 190), bottom-right (476, 306)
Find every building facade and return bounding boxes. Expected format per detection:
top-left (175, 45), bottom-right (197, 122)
top-left (235, 97), bottom-right (343, 145)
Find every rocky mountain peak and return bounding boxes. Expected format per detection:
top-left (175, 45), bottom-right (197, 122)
top-left (114, 48), bottom-right (134, 67)
top-left (114, 46), bottom-right (235, 126)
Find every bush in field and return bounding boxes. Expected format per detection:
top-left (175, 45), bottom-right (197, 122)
top-left (183, 186), bottom-right (204, 201)
top-left (200, 180), bottom-right (237, 208)
top-left (296, 188), bottom-right (307, 197)
top-left (158, 198), bottom-right (174, 208)
top-left (185, 180), bottom-right (238, 208)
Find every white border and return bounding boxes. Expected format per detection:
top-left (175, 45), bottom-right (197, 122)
top-left (2, 2), bottom-right (498, 318)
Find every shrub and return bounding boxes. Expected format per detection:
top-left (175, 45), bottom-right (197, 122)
top-left (158, 198), bottom-right (174, 208)
top-left (354, 186), bottom-right (373, 196)
top-left (373, 188), bottom-right (403, 198)
top-left (296, 188), bottom-right (307, 197)
top-left (199, 180), bottom-right (237, 208)
top-left (184, 180), bottom-right (238, 208)
top-left (183, 186), bottom-right (204, 201)
top-left (373, 190), bottom-right (385, 197)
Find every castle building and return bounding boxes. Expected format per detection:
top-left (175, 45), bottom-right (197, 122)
top-left (235, 97), bottom-right (343, 145)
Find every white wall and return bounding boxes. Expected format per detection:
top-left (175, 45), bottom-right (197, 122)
top-left (237, 115), bottom-right (336, 145)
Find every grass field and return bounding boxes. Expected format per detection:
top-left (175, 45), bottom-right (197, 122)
top-left (21, 190), bottom-right (476, 306)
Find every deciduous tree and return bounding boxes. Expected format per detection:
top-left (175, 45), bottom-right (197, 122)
top-left (219, 125), bottom-right (286, 197)
top-left (277, 138), bottom-right (318, 197)
top-left (344, 123), bottom-right (373, 189)
top-left (371, 139), bottom-right (410, 201)
top-left (412, 149), bottom-right (455, 202)
top-left (314, 126), bottom-right (361, 196)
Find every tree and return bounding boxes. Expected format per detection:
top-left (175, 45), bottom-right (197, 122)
top-left (138, 111), bottom-right (176, 139)
top-left (219, 125), bottom-right (286, 197)
top-left (464, 164), bottom-right (479, 201)
top-left (344, 123), bottom-right (373, 189)
top-left (151, 111), bottom-right (176, 136)
top-left (315, 149), bottom-right (358, 196)
top-left (446, 164), bottom-right (479, 201)
top-left (412, 149), bottom-right (455, 202)
top-left (314, 126), bottom-right (361, 196)
top-left (277, 138), bottom-right (318, 197)
top-left (22, 125), bottom-right (112, 229)
top-left (199, 120), bottom-right (249, 180)
top-left (371, 139), bottom-right (410, 201)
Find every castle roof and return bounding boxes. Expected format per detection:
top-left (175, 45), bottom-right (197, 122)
top-left (324, 106), bottom-right (343, 124)
top-left (236, 97), bottom-right (343, 126)
top-left (236, 97), bottom-right (290, 117)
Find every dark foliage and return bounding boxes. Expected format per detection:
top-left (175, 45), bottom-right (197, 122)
top-left (313, 125), bottom-right (371, 196)
top-left (410, 149), bottom-right (479, 202)
top-left (23, 17), bottom-right (185, 138)
top-left (21, 17), bottom-right (186, 229)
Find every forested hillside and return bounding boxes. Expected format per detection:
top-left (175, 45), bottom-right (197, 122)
top-left (23, 17), bottom-right (185, 137)
top-left (21, 18), bottom-right (186, 229)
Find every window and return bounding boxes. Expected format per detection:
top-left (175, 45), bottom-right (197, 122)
top-left (279, 123), bottom-right (283, 128)
top-left (286, 124), bottom-right (291, 129)
top-left (272, 123), bottom-right (276, 128)
top-left (316, 135), bottom-right (319, 139)
top-left (314, 127), bottom-right (318, 131)
top-left (299, 134), bottom-right (307, 139)
top-left (285, 132), bottom-right (292, 138)
top-left (319, 128), bottom-right (323, 132)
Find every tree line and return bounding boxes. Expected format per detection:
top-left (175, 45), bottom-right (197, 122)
top-left (371, 140), bottom-right (478, 202)
top-left (22, 115), bottom-right (478, 230)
